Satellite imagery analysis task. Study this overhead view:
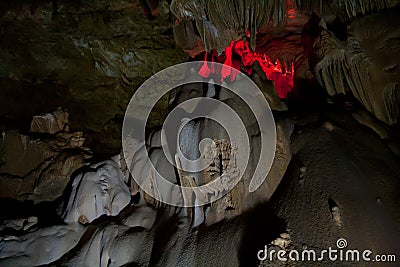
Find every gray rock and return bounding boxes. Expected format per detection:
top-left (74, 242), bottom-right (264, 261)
top-left (0, 223), bottom-right (85, 267)
top-left (63, 159), bottom-right (131, 224)
top-left (0, 216), bottom-right (38, 232)
top-left (314, 11), bottom-right (400, 125)
top-left (64, 223), bottom-right (153, 267)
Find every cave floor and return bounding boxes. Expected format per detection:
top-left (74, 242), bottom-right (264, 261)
top-left (265, 110), bottom-right (400, 266)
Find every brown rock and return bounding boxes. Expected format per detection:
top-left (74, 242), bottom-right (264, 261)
top-left (0, 0), bottom-right (187, 155)
top-left (30, 107), bottom-right (70, 134)
top-left (314, 10), bottom-right (400, 125)
top-left (0, 130), bottom-right (91, 202)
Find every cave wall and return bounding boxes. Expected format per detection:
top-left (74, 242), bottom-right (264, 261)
top-left (0, 1), bottom-right (399, 266)
top-left (0, 0), bottom-right (187, 154)
top-left (314, 8), bottom-right (400, 125)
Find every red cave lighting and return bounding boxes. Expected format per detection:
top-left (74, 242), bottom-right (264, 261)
top-left (198, 39), bottom-right (294, 99)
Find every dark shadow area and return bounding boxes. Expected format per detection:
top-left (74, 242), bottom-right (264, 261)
top-left (0, 197), bottom-right (64, 236)
top-left (238, 202), bottom-right (287, 267)
top-left (148, 209), bottom-right (181, 267)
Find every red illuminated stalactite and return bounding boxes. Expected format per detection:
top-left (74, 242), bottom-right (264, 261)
top-left (198, 39), bottom-right (294, 98)
top-left (170, 0), bottom-right (300, 97)
top-left (221, 41), bottom-right (240, 82)
top-left (286, 0), bottom-right (298, 19)
top-left (199, 52), bottom-right (211, 78)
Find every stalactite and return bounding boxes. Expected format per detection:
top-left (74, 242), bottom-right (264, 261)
top-left (171, 0), bottom-right (400, 56)
top-left (384, 83), bottom-right (400, 124)
top-left (315, 29), bottom-right (400, 125)
top-left (171, 0), bottom-right (288, 53)
top-left (335, 0), bottom-right (396, 18)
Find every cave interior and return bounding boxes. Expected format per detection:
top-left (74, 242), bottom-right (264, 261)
top-left (0, 0), bottom-right (399, 266)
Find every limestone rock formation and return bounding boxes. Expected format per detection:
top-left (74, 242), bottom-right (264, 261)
top-left (63, 159), bottom-right (131, 224)
top-left (129, 76), bottom-right (294, 227)
top-left (171, 0), bottom-right (288, 52)
top-left (0, 216), bottom-right (37, 232)
top-left (122, 206), bottom-right (157, 230)
top-left (171, 0), bottom-right (400, 55)
top-left (30, 107), bottom-right (70, 134)
top-left (202, 116), bottom-right (293, 225)
top-left (0, 129), bottom-right (90, 202)
top-left (0, 223), bottom-right (85, 267)
top-left (0, 0), bottom-right (187, 154)
top-left (0, 1), bottom-right (400, 266)
top-left (63, 223), bottom-right (153, 267)
top-left (314, 10), bottom-right (400, 125)
top-left (334, 0), bottom-right (399, 18)
top-left (251, 68), bottom-right (288, 112)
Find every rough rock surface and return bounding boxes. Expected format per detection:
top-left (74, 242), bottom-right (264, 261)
top-left (0, 129), bottom-right (90, 202)
top-left (266, 111), bottom-right (400, 267)
top-left (2, 111), bottom-right (399, 266)
top-left (0, 0), bottom-right (187, 154)
top-left (64, 222), bottom-right (153, 266)
top-left (251, 70), bottom-right (288, 112)
top-left (314, 9), bottom-right (400, 125)
top-left (171, 0), bottom-right (400, 54)
top-left (126, 77), bottom-right (294, 227)
top-left (352, 109), bottom-right (400, 157)
top-left (0, 223), bottom-right (85, 267)
top-left (0, 216), bottom-right (37, 232)
top-left (30, 107), bottom-right (70, 134)
top-left (2, 109), bottom-right (398, 267)
top-left (0, 1), bottom-right (399, 266)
